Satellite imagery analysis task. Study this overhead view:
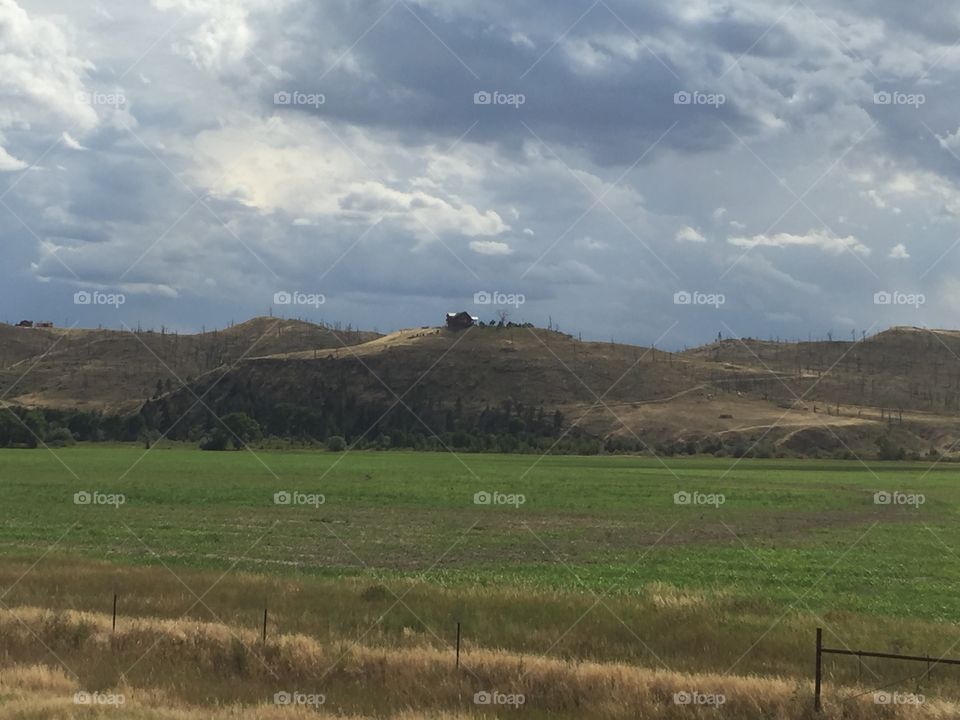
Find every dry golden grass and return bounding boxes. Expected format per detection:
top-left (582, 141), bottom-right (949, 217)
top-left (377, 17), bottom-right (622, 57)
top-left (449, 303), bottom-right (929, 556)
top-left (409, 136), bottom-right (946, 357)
top-left (0, 605), bottom-right (951, 719)
top-left (0, 664), bottom-right (462, 719)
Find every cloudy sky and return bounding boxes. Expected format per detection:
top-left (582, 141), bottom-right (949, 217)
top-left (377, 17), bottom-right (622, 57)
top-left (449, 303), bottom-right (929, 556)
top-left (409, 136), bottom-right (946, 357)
top-left (2, 0), bottom-right (960, 348)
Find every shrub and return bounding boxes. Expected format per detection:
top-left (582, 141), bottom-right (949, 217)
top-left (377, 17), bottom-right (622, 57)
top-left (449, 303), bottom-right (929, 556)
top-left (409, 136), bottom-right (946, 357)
top-left (875, 435), bottom-right (905, 461)
top-left (200, 430), bottom-right (230, 451)
top-left (45, 427), bottom-right (75, 448)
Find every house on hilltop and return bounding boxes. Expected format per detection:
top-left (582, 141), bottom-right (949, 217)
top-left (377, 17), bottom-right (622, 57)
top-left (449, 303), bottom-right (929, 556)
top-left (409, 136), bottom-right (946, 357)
top-left (445, 311), bottom-right (478, 330)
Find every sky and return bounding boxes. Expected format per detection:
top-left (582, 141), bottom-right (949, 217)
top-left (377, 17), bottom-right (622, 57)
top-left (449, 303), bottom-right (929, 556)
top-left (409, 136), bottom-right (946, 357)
top-left (1, 0), bottom-right (959, 349)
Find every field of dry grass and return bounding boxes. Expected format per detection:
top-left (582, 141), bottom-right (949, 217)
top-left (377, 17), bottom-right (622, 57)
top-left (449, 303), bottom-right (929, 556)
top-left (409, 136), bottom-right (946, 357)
top-left (1, 602), bottom-right (952, 719)
top-left (2, 552), bottom-right (959, 719)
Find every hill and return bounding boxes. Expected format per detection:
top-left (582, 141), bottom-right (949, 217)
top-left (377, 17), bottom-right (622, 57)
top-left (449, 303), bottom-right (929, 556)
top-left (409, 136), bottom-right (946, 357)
top-left (5, 319), bottom-right (960, 457)
top-left (0, 318), bottom-right (379, 414)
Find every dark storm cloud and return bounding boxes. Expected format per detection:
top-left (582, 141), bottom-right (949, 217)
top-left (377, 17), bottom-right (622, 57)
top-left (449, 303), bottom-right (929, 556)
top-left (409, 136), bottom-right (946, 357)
top-left (270, 0), bottom-right (763, 166)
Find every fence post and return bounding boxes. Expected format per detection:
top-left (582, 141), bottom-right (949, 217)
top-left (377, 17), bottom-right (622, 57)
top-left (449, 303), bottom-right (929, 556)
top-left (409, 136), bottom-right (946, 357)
top-left (814, 627), bottom-right (823, 712)
top-left (112, 593), bottom-right (118, 633)
top-left (456, 622), bottom-right (462, 669)
top-left (262, 606), bottom-right (268, 643)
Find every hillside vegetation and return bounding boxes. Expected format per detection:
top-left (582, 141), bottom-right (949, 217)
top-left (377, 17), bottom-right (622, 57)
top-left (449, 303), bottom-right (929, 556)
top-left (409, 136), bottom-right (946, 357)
top-left (4, 319), bottom-right (960, 457)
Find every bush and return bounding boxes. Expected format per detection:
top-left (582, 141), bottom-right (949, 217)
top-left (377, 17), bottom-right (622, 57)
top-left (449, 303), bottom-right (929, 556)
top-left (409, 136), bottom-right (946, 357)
top-left (200, 429), bottom-right (230, 451)
top-left (221, 412), bottom-right (262, 449)
top-left (45, 427), bottom-right (76, 448)
top-left (875, 435), bottom-right (906, 461)
top-left (326, 435), bottom-right (347, 452)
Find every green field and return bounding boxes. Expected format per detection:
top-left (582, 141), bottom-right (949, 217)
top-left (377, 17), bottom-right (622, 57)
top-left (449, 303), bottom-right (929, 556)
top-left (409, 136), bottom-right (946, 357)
top-left (2, 446), bottom-right (960, 714)
top-left (1, 447), bottom-right (955, 613)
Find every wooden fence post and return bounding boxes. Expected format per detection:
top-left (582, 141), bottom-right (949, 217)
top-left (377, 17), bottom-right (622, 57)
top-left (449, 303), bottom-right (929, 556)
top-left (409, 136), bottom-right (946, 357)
top-left (814, 627), bottom-right (823, 712)
top-left (456, 622), bottom-right (461, 669)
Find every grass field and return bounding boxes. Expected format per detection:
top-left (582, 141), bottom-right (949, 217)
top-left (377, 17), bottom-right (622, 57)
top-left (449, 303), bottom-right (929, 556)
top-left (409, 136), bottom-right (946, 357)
top-left (2, 446), bottom-right (960, 717)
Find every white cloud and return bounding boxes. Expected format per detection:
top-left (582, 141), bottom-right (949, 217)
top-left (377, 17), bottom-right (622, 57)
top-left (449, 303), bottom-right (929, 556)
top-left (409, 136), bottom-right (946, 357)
top-left (889, 243), bottom-right (910, 259)
top-left (188, 115), bottom-right (509, 243)
top-left (61, 132), bottom-right (86, 151)
top-left (728, 230), bottom-right (871, 256)
top-left (0, 144), bottom-right (26, 171)
top-left (675, 225), bottom-right (706, 243)
top-left (0, 0), bottom-right (97, 131)
top-left (469, 239), bottom-right (512, 255)
top-left (152, 0), bottom-right (286, 73)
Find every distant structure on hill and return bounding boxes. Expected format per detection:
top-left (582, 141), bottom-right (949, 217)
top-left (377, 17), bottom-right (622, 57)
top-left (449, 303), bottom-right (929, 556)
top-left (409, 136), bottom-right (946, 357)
top-left (445, 311), bottom-right (478, 330)
top-left (15, 320), bottom-right (53, 328)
